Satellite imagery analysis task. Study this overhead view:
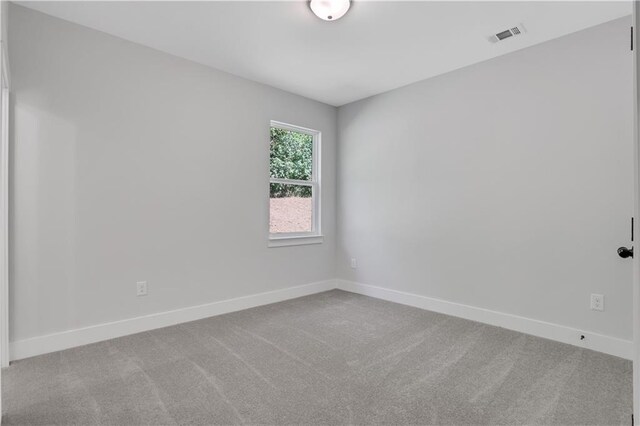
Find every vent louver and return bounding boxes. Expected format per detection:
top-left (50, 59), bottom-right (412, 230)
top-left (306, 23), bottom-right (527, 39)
top-left (491, 25), bottom-right (525, 43)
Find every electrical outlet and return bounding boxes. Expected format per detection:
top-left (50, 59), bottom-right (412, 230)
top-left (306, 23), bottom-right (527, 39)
top-left (350, 258), bottom-right (357, 269)
top-left (590, 293), bottom-right (604, 311)
top-left (136, 281), bottom-right (148, 296)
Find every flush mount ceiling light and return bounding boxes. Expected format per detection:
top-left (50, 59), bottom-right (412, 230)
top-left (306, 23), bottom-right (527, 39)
top-left (310, 0), bottom-right (351, 21)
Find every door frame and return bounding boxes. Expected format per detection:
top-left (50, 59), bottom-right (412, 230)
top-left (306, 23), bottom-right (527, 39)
top-left (0, 36), bottom-right (9, 370)
top-left (633, 1), bottom-right (640, 420)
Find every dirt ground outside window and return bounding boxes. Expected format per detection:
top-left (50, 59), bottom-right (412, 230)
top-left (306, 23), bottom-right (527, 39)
top-left (270, 197), bottom-right (313, 233)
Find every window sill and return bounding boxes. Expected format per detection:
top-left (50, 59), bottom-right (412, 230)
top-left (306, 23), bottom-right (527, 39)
top-left (268, 235), bottom-right (324, 248)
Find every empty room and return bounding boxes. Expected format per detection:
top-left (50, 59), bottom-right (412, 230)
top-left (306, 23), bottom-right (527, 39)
top-left (1, 0), bottom-right (640, 424)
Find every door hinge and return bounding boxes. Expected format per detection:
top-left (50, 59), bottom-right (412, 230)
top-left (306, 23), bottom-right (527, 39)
top-left (632, 217), bottom-right (634, 242)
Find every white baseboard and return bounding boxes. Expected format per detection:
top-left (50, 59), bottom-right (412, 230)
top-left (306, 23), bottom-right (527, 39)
top-left (336, 279), bottom-right (632, 360)
top-left (10, 279), bottom-right (337, 361)
top-left (10, 278), bottom-right (632, 362)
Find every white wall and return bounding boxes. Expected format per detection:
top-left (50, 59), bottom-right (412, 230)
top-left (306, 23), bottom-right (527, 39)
top-left (8, 4), bottom-right (635, 357)
top-left (8, 5), bottom-right (337, 344)
top-left (337, 17), bottom-right (634, 341)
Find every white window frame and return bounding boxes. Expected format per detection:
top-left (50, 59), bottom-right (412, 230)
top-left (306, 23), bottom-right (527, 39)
top-left (268, 121), bottom-right (323, 247)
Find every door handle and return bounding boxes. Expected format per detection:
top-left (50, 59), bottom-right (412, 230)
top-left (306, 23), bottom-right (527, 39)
top-left (618, 246), bottom-right (634, 259)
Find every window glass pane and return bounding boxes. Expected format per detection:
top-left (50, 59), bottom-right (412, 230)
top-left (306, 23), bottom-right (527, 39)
top-left (270, 183), bottom-right (313, 234)
top-left (270, 127), bottom-right (313, 181)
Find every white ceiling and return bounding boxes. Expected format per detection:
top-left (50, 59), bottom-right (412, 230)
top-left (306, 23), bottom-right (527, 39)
top-left (16, 1), bottom-right (632, 106)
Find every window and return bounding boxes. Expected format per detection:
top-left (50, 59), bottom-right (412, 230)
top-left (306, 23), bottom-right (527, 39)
top-left (269, 121), bottom-right (322, 247)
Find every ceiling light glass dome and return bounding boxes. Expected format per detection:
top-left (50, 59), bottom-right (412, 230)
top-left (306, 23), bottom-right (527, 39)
top-left (310, 0), bottom-right (351, 21)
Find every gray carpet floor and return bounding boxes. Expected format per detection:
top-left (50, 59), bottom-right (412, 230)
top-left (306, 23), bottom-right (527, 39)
top-left (2, 289), bottom-right (633, 425)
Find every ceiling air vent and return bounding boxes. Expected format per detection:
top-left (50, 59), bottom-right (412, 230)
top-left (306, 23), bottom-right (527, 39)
top-left (491, 25), bottom-right (525, 43)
